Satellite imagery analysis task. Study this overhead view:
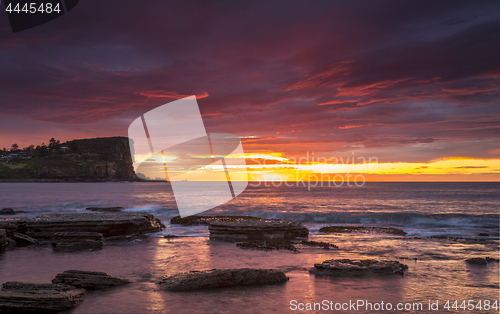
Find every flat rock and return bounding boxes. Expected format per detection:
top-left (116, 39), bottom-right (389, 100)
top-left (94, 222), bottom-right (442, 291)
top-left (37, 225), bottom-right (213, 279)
top-left (12, 233), bottom-right (39, 247)
top-left (319, 226), bottom-right (407, 235)
top-left (0, 208), bottom-right (15, 215)
top-left (51, 232), bottom-right (103, 249)
top-left (209, 219), bottom-right (309, 241)
top-left (465, 257), bottom-right (499, 265)
top-left (171, 215), bottom-right (262, 225)
top-left (52, 270), bottom-right (130, 289)
top-left (0, 212), bottom-right (164, 239)
top-left (310, 259), bottom-right (409, 276)
top-left (158, 268), bottom-right (288, 291)
top-left (0, 282), bottom-right (85, 313)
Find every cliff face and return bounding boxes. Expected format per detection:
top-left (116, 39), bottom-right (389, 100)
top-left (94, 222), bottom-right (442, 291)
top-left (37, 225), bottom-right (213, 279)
top-left (0, 137), bottom-right (137, 181)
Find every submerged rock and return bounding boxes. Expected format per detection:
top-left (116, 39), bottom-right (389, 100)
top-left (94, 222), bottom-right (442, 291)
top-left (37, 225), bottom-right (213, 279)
top-left (0, 212), bottom-right (164, 239)
top-left (0, 282), bottom-right (85, 312)
top-left (236, 240), bottom-right (298, 251)
top-left (164, 235), bottom-right (181, 239)
top-left (12, 233), bottom-right (39, 247)
top-left (310, 259), bottom-right (409, 276)
top-left (170, 215), bottom-right (262, 225)
top-left (0, 208), bottom-right (15, 215)
top-left (235, 239), bottom-right (338, 252)
top-left (86, 207), bottom-right (123, 212)
top-left (319, 226), bottom-right (407, 235)
top-left (465, 257), bottom-right (499, 265)
top-left (301, 240), bottom-right (338, 249)
top-left (51, 232), bottom-right (103, 249)
top-left (209, 219), bottom-right (309, 241)
top-left (52, 270), bottom-right (130, 289)
top-left (158, 268), bottom-right (288, 291)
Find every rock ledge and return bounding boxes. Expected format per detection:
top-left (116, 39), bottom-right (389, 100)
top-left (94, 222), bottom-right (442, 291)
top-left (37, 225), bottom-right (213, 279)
top-left (0, 212), bottom-right (164, 239)
top-left (158, 268), bottom-right (288, 291)
top-left (0, 282), bottom-right (85, 312)
top-left (310, 259), bottom-right (408, 276)
top-left (52, 270), bottom-right (130, 289)
top-left (209, 219), bottom-right (308, 241)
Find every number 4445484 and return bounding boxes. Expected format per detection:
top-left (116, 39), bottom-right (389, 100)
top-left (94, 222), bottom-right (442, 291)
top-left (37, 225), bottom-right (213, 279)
top-left (5, 3), bottom-right (61, 14)
top-left (444, 300), bottom-right (498, 311)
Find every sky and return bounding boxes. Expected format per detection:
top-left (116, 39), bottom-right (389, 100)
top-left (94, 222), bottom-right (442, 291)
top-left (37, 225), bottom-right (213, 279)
top-left (0, 0), bottom-right (499, 181)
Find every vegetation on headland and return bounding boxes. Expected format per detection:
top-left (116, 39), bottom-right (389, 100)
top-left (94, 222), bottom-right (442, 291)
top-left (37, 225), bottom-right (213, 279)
top-left (0, 137), bottom-right (136, 181)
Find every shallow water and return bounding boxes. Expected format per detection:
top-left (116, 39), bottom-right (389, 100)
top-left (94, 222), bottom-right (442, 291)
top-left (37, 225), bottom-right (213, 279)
top-left (0, 235), bottom-right (498, 313)
top-left (0, 182), bottom-right (498, 313)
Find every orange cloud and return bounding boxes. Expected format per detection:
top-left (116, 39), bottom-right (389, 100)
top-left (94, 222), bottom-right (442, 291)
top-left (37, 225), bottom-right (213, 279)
top-left (137, 90), bottom-right (209, 99)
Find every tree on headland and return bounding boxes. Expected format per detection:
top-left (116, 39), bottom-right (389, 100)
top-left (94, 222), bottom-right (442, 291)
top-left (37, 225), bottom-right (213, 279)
top-left (36, 142), bottom-right (49, 157)
top-left (23, 145), bottom-right (35, 153)
top-left (10, 143), bottom-right (19, 152)
top-left (48, 138), bottom-right (61, 150)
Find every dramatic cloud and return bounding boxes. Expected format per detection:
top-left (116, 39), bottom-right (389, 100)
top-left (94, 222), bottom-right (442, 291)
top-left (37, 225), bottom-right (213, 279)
top-left (0, 0), bottom-right (499, 165)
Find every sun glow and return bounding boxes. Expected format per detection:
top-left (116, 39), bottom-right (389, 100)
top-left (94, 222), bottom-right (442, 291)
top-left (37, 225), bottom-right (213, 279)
top-left (241, 153), bottom-right (500, 182)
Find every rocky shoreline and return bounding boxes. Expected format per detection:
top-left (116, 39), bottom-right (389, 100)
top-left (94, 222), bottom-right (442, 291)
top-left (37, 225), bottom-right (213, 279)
top-left (1, 211), bottom-right (497, 312)
top-left (0, 212), bottom-right (164, 240)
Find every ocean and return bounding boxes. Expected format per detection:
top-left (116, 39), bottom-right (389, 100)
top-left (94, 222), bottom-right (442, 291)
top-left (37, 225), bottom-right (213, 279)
top-left (0, 182), bottom-right (498, 313)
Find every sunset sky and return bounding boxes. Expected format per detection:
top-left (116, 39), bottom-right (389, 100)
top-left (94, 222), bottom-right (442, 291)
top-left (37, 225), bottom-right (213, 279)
top-left (0, 1), bottom-right (499, 181)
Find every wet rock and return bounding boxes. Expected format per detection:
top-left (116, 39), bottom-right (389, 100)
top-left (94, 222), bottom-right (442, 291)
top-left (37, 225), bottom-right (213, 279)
top-left (236, 240), bottom-right (297, 251)
top-left (0, 219), bottom-right (25, 236)
top-left (51, 232), bottom-right (103, 249)
top-left (171, 215), bottom-right (261, 225)
top-left (52, 270), bottom-right (130, 289)
top-left (301, 240), bottom-right (338, 249)
top-left (319, 226), bottom-right (407, 235)
top-left (158, 268), bottom-right (288, 291)
top-left (164, 235), bottom-right (181, 238)
top-left (0, 212), bottom-right (164, 239)
top-left (478, 233), bottom-right (489, 237)
top-left (0, 208), bottom-right (15, 215)
top-left (465, 257), bottom-right (499, 265)
top-left (86, 207), bottom-right (123, 212)
top-left (12, 233), bottom-right (39, 247)
top-left (0, 229), bottom-right (7, 251)
top-left (236, 239), bottom-right (338, 252)
top-left (0, 282), bottom-right (85, 312)
top-left (209, 219), bottom-right (309, 241)
top-left (310, 259), bottom-right (409, 276)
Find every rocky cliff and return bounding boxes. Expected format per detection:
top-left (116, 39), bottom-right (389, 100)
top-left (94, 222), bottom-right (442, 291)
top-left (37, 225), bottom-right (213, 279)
top-left (0, 137), bottom-right (137, 181)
